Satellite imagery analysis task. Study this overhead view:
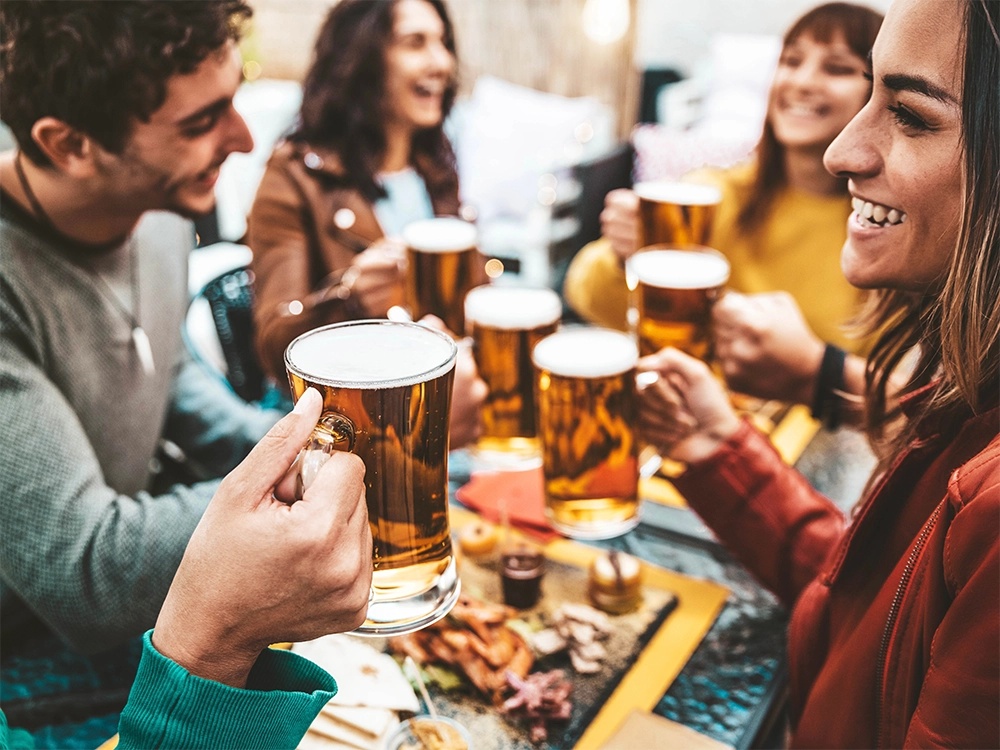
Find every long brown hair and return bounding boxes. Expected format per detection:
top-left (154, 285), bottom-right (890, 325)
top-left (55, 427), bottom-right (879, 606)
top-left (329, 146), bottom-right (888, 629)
top-left (289, 0), bottom-right (459, 203)
top-left (737, 3), bottom-right (883, 233)
top-left (862, 0), bottom-right (1000, 460)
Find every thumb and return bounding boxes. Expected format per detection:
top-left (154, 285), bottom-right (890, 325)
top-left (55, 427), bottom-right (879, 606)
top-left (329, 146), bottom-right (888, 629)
top-left (224, 388), bottom-right (324, 505)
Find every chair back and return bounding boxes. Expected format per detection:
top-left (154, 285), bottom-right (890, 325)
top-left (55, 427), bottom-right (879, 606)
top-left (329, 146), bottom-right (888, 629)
top-left (201, 266), bottom-right (266, 403)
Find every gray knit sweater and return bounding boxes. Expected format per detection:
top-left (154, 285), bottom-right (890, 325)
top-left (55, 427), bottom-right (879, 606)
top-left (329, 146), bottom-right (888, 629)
top-left (0, 200), bottom-right (278, 653)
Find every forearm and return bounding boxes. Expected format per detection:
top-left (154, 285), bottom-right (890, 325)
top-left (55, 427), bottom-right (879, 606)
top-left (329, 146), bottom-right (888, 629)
top-left (2, 477), bottom-right (217, 652)
top-left (674, 420), bottom-right (846, 606)
top-left (164, 353), bottom-right (281, 476)
top-left (118, 631), bottom-right (336, 750)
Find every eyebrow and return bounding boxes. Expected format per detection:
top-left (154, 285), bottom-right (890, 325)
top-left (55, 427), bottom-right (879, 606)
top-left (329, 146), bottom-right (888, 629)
top-left (881, 73), bottom-right (957, 105)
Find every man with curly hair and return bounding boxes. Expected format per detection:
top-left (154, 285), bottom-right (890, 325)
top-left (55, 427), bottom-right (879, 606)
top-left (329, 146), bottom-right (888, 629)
top-left (0, 1), bottom-right (281, 653)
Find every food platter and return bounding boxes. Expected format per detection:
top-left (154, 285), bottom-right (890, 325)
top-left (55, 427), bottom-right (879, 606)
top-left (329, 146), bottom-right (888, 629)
top-left (298, 507), bottom-right (729, 750)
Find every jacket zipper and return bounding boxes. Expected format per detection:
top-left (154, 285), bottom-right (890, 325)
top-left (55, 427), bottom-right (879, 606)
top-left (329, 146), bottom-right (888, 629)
top-left (874, 503), bottom-right (943, 748)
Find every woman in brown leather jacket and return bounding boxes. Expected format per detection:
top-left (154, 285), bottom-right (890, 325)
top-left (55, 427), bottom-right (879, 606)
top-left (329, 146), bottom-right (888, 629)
top-left (640, 0), bottom-right (999, 746)
top-left (248, 0), bottom-right (462, 383)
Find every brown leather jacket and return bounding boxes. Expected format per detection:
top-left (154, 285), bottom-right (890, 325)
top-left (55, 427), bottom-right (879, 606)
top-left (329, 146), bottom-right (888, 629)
top-left (674, 385), bottom-right (999, 748)
top-left (247, 140), bottom-right (460, 381)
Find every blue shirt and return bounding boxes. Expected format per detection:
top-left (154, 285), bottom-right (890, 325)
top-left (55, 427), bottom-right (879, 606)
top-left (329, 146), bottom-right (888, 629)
top-left (373, 168), bottom-right (435, 237)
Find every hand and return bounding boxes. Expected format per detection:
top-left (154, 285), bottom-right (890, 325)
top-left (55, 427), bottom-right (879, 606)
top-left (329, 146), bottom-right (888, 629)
top-left (713, 291), bottom-right (826, 405)
top-left (418, 315), bottom-right (488, 450)
top-left (638, 348), bottom-right (741, 464)
top-left (348, 238), bottom-right (407, 317)
top-left (152, 389), bottom-right (373, 688)
top-left (600, 189), bottom-right (640, 263)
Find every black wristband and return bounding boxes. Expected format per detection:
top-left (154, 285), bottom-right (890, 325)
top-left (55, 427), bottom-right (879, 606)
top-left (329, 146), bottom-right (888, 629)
top-left (811, 344), bottom-right (847, 429)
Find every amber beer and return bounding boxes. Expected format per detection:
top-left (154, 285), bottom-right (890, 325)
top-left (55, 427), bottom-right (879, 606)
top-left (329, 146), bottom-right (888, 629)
top-left (532, 328), bottom-right (641, 539)
top-left (634, 181), bottom-right (722, 247)
top-left (404, 218), bottom-right (481, 334)
top-left (285, 320), bottom-right (459, 635)
top-left (627, 247), bottom-right (730, 359)
top-left (465, 286), bottom-right (562, 463)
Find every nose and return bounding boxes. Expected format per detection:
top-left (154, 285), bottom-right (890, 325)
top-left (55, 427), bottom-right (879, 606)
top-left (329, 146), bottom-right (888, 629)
top-left (428, 40), bottom-right (454, 77)
top-left (823, 99), bottom-right (880, 179)
top-left (787, 57), bottom-right (822, 92)
top-left (223, 105), bottom-right (254, 156)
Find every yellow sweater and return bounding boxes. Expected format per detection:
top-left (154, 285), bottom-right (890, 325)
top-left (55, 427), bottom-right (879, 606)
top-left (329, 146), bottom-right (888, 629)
top-left (563, 161), bottom-right (866, 352)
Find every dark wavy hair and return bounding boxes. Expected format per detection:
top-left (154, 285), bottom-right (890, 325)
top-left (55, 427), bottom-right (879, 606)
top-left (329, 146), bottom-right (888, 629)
top-left (0, 1), bottom-right (252, 167)
top-left (737, 3), bottom-right (883, 233)
top-left (289, 0), bottom-right (458, 203)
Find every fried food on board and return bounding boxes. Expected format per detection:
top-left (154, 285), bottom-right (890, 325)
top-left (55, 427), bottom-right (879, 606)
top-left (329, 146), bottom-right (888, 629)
top-left (389, 593), bottom-right (534, 699)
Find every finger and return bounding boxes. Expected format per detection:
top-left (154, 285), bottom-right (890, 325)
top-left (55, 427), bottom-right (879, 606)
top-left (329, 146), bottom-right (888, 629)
top-left (222, 388), bottom-right (323, 507)
top-left (417, 315), bottom-right (456, 337)
top-left (638, 347), bottom-right (709, 384)
top-left (300, 450), bottom-right (368, 525)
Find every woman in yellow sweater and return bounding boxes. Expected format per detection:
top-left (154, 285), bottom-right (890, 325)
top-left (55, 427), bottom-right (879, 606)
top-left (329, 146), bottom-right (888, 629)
top-left (564, 2), bottom-right (883, 419)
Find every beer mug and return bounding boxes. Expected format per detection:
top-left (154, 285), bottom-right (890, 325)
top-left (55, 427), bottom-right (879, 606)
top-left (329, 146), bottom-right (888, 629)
top-left (464, 285), bottom-right (562, 466)
top-left (285, 320), bottom-right (460, 636)
top-left (403, 217), bottom-right (481, 335)
top-left (634, 181), bottom-right (722, 248)
top-left (532, 328), bottom-right (641, 539)
top-left (626, 246), bottom-right (731, 359)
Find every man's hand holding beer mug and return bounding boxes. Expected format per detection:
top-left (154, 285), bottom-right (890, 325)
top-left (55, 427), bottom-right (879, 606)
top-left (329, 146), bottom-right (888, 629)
top-left (152, 388), bottom-right (373, 689)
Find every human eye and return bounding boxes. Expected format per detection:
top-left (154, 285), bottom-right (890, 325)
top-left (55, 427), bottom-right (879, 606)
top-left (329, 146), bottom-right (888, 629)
top-left (779, 53), bottom-right (803, 68)
top-left (182, 110), bottom-right (223, 139)
top-left (183, 113), bottom-right (221, 138)
top-left (825, 62), bottom-right (860, 76)
top-left (887, 103), bottom-right (933, 133)
top-left (398, 32), bottom-right (426, 50)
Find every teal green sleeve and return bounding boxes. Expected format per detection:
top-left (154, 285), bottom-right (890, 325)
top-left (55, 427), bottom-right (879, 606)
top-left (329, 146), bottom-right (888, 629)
top-left (0, 710), bottom-right (35, 750)
top-left (117, 631), bottom-right (336, 750)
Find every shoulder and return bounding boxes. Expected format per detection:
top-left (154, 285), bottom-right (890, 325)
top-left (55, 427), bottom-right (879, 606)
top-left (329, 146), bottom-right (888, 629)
top-left (943, 423), bottom-right (999, 591)
top-left (265, 140), bottom-right (347, 181)
top-left (949, 412), bottom-right (1000, 510)
top-left (686, 160), bottom-right (756, 204)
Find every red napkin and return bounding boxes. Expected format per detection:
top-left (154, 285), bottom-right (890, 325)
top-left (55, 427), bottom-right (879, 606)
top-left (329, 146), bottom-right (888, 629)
top-left (455, 467), bottom-right (562, 543)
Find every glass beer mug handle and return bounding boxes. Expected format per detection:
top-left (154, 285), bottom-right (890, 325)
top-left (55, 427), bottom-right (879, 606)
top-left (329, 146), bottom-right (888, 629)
top-left (295, 412), bottom-right (356, 501)
top-left (635, 370), bottom-right (664, 479)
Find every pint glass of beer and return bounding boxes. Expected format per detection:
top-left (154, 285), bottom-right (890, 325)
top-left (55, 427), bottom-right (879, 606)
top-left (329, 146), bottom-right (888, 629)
top-left (633, 181), bottom-right (722, 248)
top-left (403, 218), bottom-right (481, 334)
top-left (465, 285), bottom-right (562, 466)
top-left (626, 247), bottom-right (731, 359)
top-left (285, 320), bottom-right (460, 636)
top-left (532, 328), bottom-right (641, 539)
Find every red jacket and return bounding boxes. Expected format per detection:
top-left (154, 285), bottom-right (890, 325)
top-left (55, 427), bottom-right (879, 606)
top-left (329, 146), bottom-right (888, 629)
top-left (675, 389), bottom-right (999, 749)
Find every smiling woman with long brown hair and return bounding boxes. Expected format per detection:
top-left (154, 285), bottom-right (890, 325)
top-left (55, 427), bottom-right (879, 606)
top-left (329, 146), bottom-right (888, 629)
top-left (639, 0), bottom-right (999, 746)
top-left (248, 0), bottom-right (460, 383)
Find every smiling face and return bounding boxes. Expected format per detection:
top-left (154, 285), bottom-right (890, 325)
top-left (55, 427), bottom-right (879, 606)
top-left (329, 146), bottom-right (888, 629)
top-left (382, 0), bottom-right (455, 135)
top-left (91, 42), bottom-right (253, 218)
top-left (768, 31), bottom-right (872, 153)
top-left (824, 0), bottom-right (965, 292)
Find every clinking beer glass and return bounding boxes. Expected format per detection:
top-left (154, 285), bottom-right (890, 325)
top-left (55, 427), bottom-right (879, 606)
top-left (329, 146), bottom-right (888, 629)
top-left (285, 320), bottom-right (460, 635)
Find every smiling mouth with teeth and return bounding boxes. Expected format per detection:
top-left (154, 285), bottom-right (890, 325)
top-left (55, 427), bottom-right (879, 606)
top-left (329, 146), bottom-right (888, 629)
top-left (852, 197), bottom-right (908, 228)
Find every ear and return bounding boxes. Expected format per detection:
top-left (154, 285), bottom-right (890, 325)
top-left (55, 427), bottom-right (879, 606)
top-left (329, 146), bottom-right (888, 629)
top-left (29, 117), bottom-right (99, 178)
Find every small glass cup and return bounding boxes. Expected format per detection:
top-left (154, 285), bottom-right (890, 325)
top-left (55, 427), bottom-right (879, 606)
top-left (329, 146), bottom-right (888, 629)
top-left (383, 715), bottom-right (472, 750)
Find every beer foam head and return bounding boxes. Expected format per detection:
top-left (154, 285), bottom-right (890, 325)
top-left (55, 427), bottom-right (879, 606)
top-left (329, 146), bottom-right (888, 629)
top-left (628, 249), bottom-right (730, 289)
top-left (465, 286), bottom-right (562, 330)
top-left (403, 218), bottom-right (477, 253)
top-left (532, 328), bottom-right (638, 378)
top-left (286, 321), bottom-right (457, 387)
top-left (633, 181), bottom-right (722, 206)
